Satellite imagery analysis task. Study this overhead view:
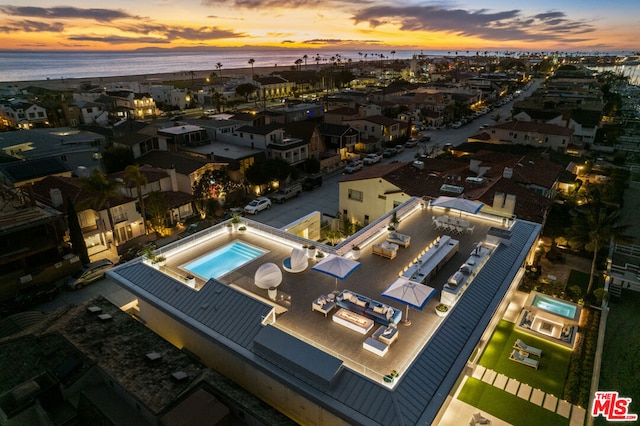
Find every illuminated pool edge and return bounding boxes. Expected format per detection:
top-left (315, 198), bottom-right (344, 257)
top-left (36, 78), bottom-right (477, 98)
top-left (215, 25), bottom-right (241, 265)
top-left (183, 240), bottom-right (267, 280)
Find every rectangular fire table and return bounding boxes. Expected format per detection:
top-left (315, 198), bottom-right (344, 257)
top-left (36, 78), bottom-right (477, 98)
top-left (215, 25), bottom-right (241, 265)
top-left (332, 308), bottom-right (374, 334)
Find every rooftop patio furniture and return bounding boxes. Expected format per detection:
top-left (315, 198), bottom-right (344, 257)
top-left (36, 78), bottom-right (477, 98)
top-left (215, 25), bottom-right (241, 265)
top-left (513, 338), bottom-right (542, 357)
top-left (387, 231), bottom-right (411, 248)
top-left (372, 242), bottom-right (398, 259)
top-left (336, 290), bottom-right (402, 326)
top-left (373, 325), bottom-right (398, 345)
top-left (282, 248), bottom-right (308, 273)
top-left (471, 412), bottom-right (491, 424)
top-left (509, 349), bottom-right (539, 369)
top-left (312, 295), bottom-right (336, 317)
top-left (363, 337), bottom-right (388, 356)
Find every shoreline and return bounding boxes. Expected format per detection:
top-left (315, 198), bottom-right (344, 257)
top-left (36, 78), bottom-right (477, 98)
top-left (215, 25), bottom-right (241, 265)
top-left (0, 64), bottom-right (297, 91)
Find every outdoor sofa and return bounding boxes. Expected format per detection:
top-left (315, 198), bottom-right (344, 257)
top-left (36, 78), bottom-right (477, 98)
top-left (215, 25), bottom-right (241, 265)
top-left (386, 231), bottom-right (411, 248)
top-left (312, 295), bottom-right (335, 316)
top-left (336, 290), bottom-right (402, 326)
top-left (372, 243), bottom-right (398, 259)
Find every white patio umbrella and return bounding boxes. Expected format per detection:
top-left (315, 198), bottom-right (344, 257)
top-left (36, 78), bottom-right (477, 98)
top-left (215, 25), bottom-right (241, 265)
top-left (311, 254), bottom-right (361, 290)
top-left (430, 196), bottom-right (483, 215)
top-left (381, 277), bottom-right (436, 326)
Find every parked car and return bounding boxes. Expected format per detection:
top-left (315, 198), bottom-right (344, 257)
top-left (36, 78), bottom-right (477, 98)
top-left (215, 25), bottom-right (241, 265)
top-left (14, 283), bottom-right (59, 309)
top-left (170, 115), bottom-right (184, 121)
top-left (382, 148), bottom-right (396, 158)
top-left (363, 153), bottom-right (382, 165)
top-left (451, 121), bottom-right (462, 129)
top-left (67, 259), bottom-right (114, 290)
top-left (405, 138), bottom-right (418, 147)
top-left (419, 134), bottom-right (431, 143)
top-left (394, 144), bottom-right (405, 153)
top-left (344, 160), bottom-right (363, 174)
top-left (302, 174), bottom-right (323, 190)
top-left (244, 197), bottom-right (272, 214)
top-left (270, 183), bottom-right (302, 203)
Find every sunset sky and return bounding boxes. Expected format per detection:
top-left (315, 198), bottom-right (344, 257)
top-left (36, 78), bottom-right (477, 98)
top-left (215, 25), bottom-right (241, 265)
top-left (1, 0), bottom-right (638, 52)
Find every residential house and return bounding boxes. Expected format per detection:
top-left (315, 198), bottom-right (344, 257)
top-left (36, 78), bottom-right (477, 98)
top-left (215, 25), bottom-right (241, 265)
top-left (112, 121), bottom-right (166, 159)
top-left (254, 76), bottom-right (295, 100)
top-left (317, 122), bottom-right (359, 159)
top-left (344, 115), bottom-right (403, 149)
top-left (283, 121), bottom-right (326, 161)
top-left (473, 120), bottom-right (575, 152)
top-left (158, 124), bottom-right (210, 148)
top-left (138, 150), bottom-right (223, 195)
top-left (271, 102), bottom-right (323, 123)
top-left (324, 106), bottom-right (360, 125)
top-left (339, 150), bottom-right (563, 226)
top-left (110, 165), bottom-right (195, 227)
top-left (76, 100), bottom-right (109, 125)
top-left (133, 93), bottom-right (160, 119)
top-left (0, 157), bottom-right (71, 188)
top-left (32, 175), bottom-right (144, 254)
top-left (0, 297), bottom-right (289, 425)
top-left (0, 183), bottom-right (66, 282)
top-left (0, 101), bottom-right (48, 129)
top-left (0, 127), bottom-right (105, 176)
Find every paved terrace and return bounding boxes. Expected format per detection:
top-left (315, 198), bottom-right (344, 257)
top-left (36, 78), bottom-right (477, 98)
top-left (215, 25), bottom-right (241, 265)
top-left (151, 201), bottom-right (504, 384)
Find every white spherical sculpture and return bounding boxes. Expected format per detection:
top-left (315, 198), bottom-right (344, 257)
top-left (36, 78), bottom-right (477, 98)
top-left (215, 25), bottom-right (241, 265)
top-left (254, 262), bottom-right (283, 289)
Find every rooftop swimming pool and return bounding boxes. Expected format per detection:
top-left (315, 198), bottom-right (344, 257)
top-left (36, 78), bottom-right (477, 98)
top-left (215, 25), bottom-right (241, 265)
top-left (183, 241), bottom-right (266, 280)
top-left (531, 294), bottom-right (577, 320)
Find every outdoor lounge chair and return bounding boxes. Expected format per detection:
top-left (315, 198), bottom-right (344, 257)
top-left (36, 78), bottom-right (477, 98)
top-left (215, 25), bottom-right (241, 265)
top-left (509, 349), bottom-right (539, 369)
top-left (471, 412), bottom-right (491, 424)
top-left (513, 338), bottom-right (542, 357)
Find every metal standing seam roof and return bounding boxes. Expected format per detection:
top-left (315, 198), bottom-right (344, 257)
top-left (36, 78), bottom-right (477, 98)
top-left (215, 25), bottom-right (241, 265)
top-left (108, 220), bottom-right (540, 426)
top-left (107, 261), bottom-right (273, 349)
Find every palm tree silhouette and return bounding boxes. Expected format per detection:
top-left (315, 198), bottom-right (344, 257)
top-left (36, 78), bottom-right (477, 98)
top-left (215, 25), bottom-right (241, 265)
top-left (216, 62), bottom-right (223, 79)
top-left (303, 54), bottom-right (308, 69)
top-left (248, 58), bottom-right (255, 80)
top-left (124, 165), bottom-right (148, 235)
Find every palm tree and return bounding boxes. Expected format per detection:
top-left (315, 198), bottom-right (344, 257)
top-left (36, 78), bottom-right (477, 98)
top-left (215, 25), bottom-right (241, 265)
top-left (567, 187), bottom-right (631, 296)
top-left (124, 164), bottom-right (148, 234)
top-left (248, 58), bottom-right (255, 80)
top-left (295, 58), bottom-right (303, 71)
top-left (303, 54), bottom-right (308, 69)
top-left (216, 62), bottom-right (223, 79)
top-left (79, 169), bottom-right (123, 246)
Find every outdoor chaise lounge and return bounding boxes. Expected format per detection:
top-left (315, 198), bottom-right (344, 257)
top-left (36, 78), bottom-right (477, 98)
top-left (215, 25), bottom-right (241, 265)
top-left (513, 338), bottom-right (542, 357)
top-left (282, 248), bottom-right (308, 273)
top-left (471, 412), bottom-right (491, 425)
top-left (312, 295), bottom-right (335, 317)
top-left (386, 231), bottom-right (411, 248)
top-left (509, 349), bottom-right (539, 369)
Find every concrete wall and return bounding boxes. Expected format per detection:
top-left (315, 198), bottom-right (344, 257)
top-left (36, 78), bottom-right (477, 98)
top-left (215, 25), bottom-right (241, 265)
top-left (135, 298), bottom-right (349, 426)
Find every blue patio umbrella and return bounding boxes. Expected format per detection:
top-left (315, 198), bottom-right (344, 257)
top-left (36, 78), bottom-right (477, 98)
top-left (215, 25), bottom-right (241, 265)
top-left (381, 277), bottom-right (436, 326)
top-left (311, 254), bottom-right (361, 290)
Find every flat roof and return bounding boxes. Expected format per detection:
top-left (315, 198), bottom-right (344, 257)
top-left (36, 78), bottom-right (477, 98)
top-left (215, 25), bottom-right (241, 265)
top-left (108, 198), bottom-right (540, 424)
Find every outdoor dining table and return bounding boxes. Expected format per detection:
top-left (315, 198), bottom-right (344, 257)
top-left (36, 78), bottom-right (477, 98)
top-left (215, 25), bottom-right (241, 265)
top-left (435, 215), bottom-right (470, 229)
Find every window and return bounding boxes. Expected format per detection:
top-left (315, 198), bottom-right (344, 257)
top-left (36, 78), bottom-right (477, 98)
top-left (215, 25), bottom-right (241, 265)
top-left (364, 215), bottom-right (369, 226)
top-left (378, 195), bottom-right (387, 200)
top-left (348, 189), bottom-right (363, 202)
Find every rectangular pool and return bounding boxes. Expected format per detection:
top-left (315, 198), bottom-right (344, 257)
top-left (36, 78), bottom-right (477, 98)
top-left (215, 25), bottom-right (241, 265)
top-left (531, 294), bottom-right (577, 320)
top-left (183, 241), bottom-right (266, 280)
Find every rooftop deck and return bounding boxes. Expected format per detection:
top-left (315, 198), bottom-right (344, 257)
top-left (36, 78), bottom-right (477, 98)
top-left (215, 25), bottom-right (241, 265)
top-left (146, 201), bottom-right (504, 384)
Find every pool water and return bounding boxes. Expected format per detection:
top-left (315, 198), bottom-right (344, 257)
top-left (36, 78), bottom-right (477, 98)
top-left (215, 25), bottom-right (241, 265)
top-left (531, 294), bottom-right (576, 319)
top-left (184, 241), bottom-right (266, 279)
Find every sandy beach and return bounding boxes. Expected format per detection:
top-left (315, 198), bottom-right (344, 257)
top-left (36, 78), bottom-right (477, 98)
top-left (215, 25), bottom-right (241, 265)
top-left (0, 64), bottom-right (294, 91)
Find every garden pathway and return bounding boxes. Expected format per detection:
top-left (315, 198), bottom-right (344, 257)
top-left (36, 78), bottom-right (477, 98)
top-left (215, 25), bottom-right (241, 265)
top-left (469, 365), bottom-right (586, 426)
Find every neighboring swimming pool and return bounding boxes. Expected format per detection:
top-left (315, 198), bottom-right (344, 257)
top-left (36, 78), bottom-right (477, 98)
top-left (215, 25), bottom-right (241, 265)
top-left (183, 241), bottom-right (266, 279)
top-left (531, 294), bottom-right (577, 320)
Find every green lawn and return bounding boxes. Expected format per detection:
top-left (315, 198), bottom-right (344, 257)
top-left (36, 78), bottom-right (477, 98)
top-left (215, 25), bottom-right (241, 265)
top-left (458, 378), bottom-right (569, 426)
top-left (457, 320), bottom-right (574, 425)
top-left (478, 320), bottom-right (572, 396)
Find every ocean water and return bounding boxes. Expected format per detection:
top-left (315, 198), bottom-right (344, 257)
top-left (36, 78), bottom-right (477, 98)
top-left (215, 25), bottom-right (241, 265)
top-left (0, 49), bottom-right (437, 82)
